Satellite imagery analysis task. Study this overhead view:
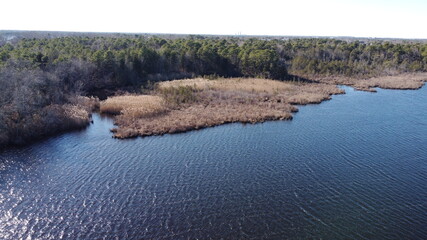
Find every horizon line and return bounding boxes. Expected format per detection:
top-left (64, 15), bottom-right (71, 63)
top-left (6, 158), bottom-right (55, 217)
top-left (1, 29), bottom-right (427, 41)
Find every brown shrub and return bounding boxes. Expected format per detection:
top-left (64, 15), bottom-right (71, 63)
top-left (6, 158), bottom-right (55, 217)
top-left (0, 102), bottom-right (94, 147)
top-left (63, 104), bottom-right (91, 126)
top-left (68, 96), bottom-right (100, 112)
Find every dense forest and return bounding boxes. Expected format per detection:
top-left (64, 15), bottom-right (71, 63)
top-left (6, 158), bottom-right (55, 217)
top-left (1, 34), bottom-right (427, 147)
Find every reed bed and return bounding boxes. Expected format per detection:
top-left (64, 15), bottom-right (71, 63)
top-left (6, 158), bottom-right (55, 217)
top-left (105, 78), bottom-right (345, 138)
top-left (354, 74), bottom-right (427, 91)
top-left (100, 95), bottom-right (167, 118)
top-left (112, 102), bottom-right (295, 138)
top-left (94, 73), bottom-right (427, 139)
top-left (277, 83), bottom-right (345, 104)
top-left (158, 78), bottom-right (294, 94)
top-left (316, 72), bottom-right (427, 91)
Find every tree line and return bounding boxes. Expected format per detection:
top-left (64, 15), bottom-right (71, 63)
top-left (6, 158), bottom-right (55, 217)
top-left (281, 38), bottom-right (427, 76)
top-left (1, 36), bottom-right (426, 90)
top-left (1, 35), bottom-right (426, 147)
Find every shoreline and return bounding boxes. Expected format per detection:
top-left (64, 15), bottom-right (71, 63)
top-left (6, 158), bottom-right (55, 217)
top-left (104, 78), bottom-right (344, 139)
top-left (101, 73), bottom-right (427, 139)
top-left (100, 73), bottom-right (426, 139)
top-left (1, 73), bottom-right (425, 149)
top-left (312, 73), bottom-right (427, 92)
top-left (0, 97), bottom-right (99, 150)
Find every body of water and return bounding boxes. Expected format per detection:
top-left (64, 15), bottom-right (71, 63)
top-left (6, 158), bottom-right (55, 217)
top-left (0, 86), bottom-right (426, 239)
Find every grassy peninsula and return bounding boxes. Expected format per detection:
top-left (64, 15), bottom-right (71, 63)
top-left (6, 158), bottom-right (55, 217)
top-left (1, 32), bottom-right (427, 147)
top-left (100, 78), bottom-right (344, 138)
top-left (100, 73), bottom-right (426, 139)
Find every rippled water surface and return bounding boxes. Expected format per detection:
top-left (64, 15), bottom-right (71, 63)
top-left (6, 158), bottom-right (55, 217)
top-left (1, 86), bottom-right (427, 239)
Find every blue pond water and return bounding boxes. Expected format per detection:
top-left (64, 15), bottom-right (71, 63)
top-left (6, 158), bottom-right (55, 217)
top-left (0, 86), bottom-right (426, 239)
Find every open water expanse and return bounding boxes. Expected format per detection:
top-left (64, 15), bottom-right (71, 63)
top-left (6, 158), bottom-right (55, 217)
top-left (0, 86), bottom-right (426, 239)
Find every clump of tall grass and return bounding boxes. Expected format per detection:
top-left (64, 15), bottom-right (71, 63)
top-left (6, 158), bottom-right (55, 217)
top-left (157, 86), bottom-right (198, 106)
top-left (203, 74), bottom-right (220, 80)
top-left (158, 77), bottom-right (293, 94)
top-left (100, 95), bottom-right (167, 118)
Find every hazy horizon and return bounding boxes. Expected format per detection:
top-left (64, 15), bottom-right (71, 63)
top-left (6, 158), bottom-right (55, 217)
top-left (2, 29), bottom-right (427, 41)
top-left (2, 0), bottom-right (427, 39)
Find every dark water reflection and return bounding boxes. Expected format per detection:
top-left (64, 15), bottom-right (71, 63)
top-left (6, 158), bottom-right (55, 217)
top-left (1, 86), bottom-right (426, 239)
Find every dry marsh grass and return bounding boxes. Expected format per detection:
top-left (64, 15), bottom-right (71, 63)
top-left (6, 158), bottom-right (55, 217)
top-left (113, 102), bottom-right (295, 138)
top-left (158, 85), bottom-right (199, 107)
top-left (101, 72), bottom-right (427, 139)
top-left (158, 78), bottom-right (294, 94)
top-left (105, 78), bottom-right (345, 138)
top-left (100, 95), bottom-right (167, 118)
top-left (276, 83), bottom-right (345, 104)
top-left (159, 78), bottom-right (344, 105)
top-left (354, 73), bottom-right (427, 91)
top-left (316, 72), bottom-right (427, 92)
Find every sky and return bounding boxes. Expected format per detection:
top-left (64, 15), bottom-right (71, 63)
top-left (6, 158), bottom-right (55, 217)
top-left (1, 0), bottom-right (427, 39)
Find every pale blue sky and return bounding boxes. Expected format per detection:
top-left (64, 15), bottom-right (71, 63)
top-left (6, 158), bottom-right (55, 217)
top-left (2, 0), bottom-right (426, 39)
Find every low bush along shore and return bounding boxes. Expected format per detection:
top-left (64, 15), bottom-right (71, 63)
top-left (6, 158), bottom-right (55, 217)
top-left (100, 73), bottom-right (427, 139)
top-left (0, 96), bottom-right (99, 147)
